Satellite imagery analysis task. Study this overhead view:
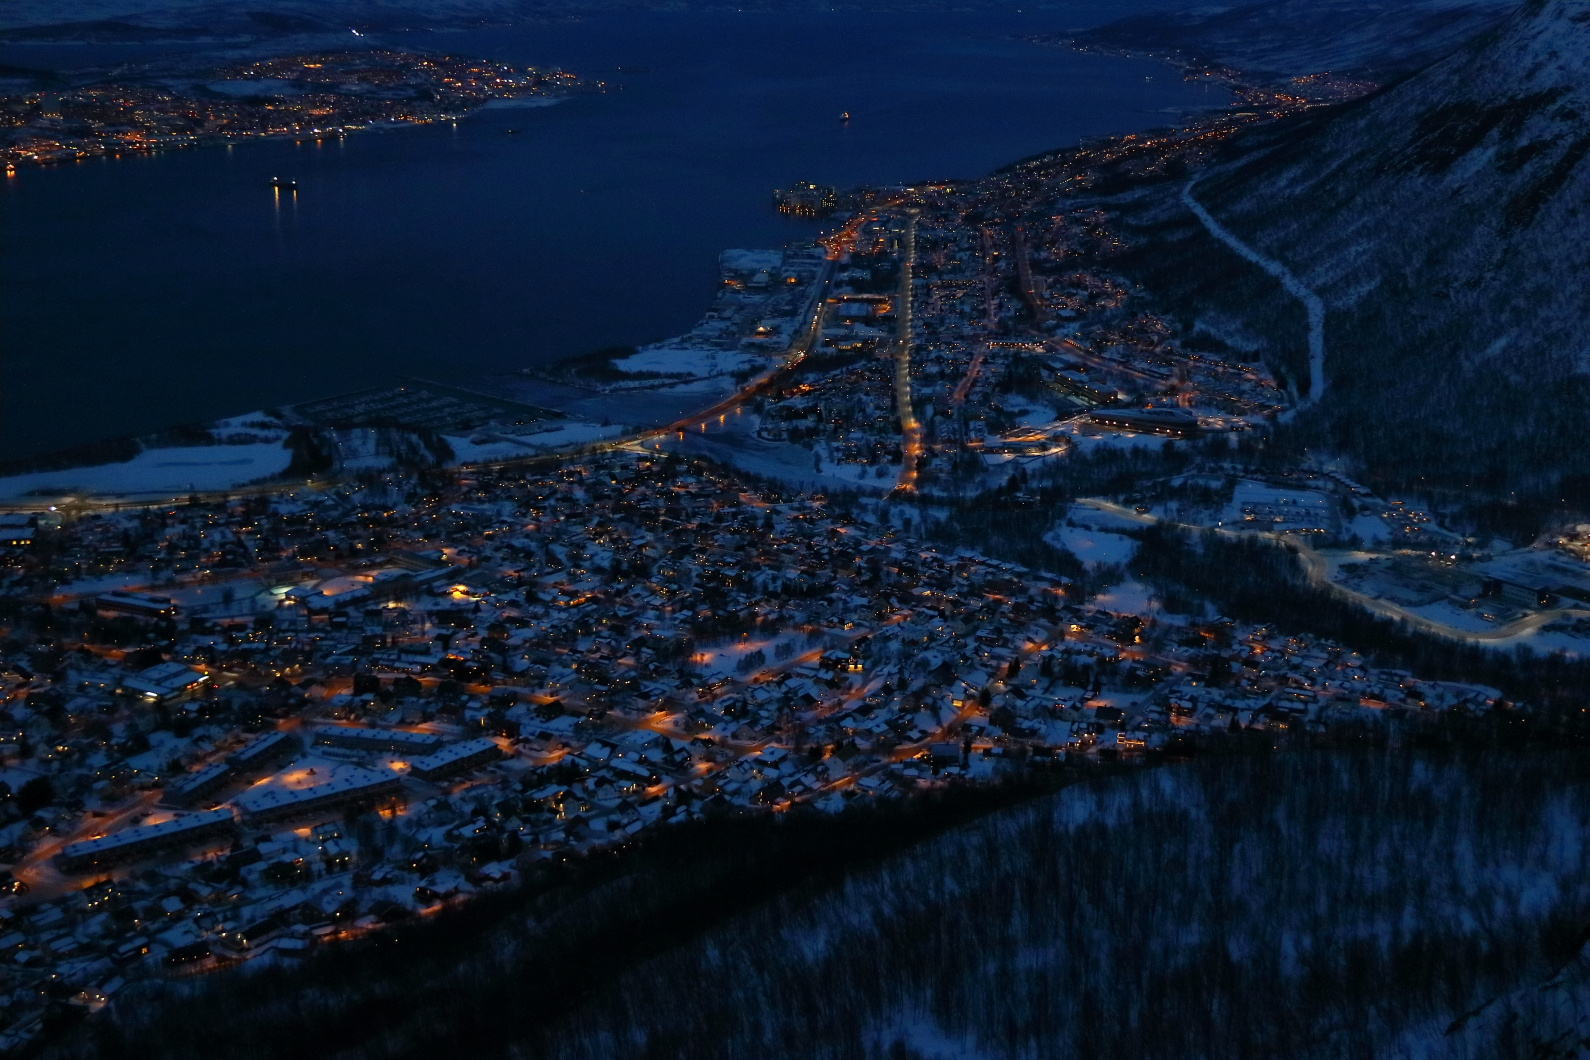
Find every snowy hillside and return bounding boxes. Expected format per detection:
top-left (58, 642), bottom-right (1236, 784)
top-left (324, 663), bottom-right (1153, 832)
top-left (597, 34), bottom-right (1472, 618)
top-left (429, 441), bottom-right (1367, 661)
top-left (1108, 0), bottom-right (1590, 504)
top-left (531, 752), bottom-right (1590, 1060)
top-left (1072, 0), bottom-right (1517, 81)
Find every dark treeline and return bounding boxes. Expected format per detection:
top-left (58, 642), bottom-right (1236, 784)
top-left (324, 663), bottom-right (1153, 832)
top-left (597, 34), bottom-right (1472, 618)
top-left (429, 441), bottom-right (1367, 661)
top-left (55, 753), bottom-right (1590, 1060)
top-left (525, 752), bottom-right (1590, 1060)
top-left (1128, 523), bottom-right (1590, 734)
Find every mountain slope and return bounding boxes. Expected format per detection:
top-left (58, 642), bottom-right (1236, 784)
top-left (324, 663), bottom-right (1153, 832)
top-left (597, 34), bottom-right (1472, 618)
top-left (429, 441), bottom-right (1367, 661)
top-left (1185, 0), bottom-right (1590, 503)
top-left (1073, 0), bottom-right (1517, 82)
top-left (532, 753), bottom-right (1590, 1060)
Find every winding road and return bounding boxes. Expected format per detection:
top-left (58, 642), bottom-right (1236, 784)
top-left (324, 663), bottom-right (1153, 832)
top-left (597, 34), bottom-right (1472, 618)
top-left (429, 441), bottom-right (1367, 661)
top-left (1182, 180), bottom-right (1327, 416)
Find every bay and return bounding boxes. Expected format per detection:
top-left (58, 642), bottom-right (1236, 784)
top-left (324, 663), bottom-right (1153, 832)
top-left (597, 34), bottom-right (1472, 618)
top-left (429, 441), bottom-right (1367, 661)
top-left (0, 8), bottom-right (1223, 461)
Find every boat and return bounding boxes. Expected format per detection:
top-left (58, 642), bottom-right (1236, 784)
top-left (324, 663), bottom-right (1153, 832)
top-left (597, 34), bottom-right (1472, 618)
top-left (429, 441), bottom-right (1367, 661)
top-left (267, 176), bottom-right (297, 190)
top-left (839, 111), bottom-right (850, 124)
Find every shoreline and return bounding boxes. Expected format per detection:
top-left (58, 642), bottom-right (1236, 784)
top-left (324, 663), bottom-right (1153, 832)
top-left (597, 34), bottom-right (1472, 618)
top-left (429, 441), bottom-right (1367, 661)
top-left (0, 44), bottom-right (602, 172)
top-left (0, 34), bottom-right (1244, 505)
top-left (1, 93), bottom-right (582, 173)
top-left (0, 252), bottom-right (833, 510)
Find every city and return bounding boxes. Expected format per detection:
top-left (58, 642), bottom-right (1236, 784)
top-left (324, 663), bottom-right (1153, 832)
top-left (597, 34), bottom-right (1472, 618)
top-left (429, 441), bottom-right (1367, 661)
top-left (0, 54), bottom-right (1586, 1045)
top-left (4, 0), bottom-right (1590, 1055)
top-left (0, 445), bottom-right (1516, 1049)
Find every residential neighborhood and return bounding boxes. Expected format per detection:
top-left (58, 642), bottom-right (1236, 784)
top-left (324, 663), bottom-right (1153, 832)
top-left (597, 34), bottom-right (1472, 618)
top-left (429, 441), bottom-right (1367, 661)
top-left (0, 448), bottom-right (1513, 1051)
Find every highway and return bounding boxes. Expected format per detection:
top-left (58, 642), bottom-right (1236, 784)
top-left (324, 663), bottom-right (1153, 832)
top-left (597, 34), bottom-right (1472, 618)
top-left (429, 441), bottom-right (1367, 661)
top-left (979, 227), bottom-right (1000, 331)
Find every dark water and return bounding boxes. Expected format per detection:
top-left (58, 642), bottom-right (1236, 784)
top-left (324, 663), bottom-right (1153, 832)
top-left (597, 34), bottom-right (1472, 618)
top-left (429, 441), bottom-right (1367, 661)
top-left (0, 10), bottom-right (1222, 461)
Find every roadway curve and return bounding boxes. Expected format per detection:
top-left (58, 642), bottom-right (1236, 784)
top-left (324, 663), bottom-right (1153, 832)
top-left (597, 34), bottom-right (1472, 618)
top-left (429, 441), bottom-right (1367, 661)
top-left (1181, 181), bottom-right (1326, 416)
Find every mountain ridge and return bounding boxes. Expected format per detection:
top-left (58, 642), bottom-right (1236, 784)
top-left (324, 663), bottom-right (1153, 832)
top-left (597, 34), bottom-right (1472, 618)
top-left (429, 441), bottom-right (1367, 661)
top-left (1069, 0), bottom-right (1518, 82)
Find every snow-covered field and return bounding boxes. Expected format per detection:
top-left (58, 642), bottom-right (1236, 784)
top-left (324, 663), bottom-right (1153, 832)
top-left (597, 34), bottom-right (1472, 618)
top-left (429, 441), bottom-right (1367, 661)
top-left (444, 421), bottom-right (625, 463)
top-left (1090, 579), bottom-right (1158, 614)
top-left (1044, 523), bottom-right (1139, 567)
top-left (607, 344), bottom-right (766, 387)
top-left (0, 443), bottom-right (292, 501)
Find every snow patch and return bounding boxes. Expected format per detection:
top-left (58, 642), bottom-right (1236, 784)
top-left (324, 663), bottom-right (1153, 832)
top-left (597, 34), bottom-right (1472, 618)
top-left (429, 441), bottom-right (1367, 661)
top-left (0, 443), bottom-right (293, 501)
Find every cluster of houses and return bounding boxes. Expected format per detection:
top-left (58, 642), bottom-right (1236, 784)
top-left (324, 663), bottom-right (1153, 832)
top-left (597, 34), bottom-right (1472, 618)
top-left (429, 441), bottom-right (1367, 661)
top-left (0, 448), bottom-right (1513, 1052)
top-left (730, 174), bottom-right (1293, 500)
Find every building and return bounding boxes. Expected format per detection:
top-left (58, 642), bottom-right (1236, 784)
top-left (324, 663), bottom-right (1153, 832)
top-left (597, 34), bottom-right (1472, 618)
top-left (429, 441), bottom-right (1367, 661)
top-left (0, 517), bottom-right (33, 548)
top-left (233, 769), bottom-right (404, 824)
top-left (406, 737), bottom-right (502, 782)
top-left (121, 661), bottom-right (208, 702)
top-left (54, 809), bottom-right (237, 873)
top-left (1088, 407), bottom-right (1201, 438)
top-left (1050, 371), bottom-right (1120, 406)
top-left (96, 591), bottom-right (177, 619)
top-left (311, 725), bottom-right (444, 755)
top-left (773, 181), bottom-right (838, 217)
top-left (226, 731), bottom-right (301, 773)
top-left (161, 761), bottom-right (234, 807)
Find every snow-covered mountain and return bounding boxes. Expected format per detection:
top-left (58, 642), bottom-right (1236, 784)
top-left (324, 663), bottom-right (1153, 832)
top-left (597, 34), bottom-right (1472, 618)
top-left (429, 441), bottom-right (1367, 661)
top-left (1131, 0), bottom-right (1590, 504)
top-left (0, 0), bottom-right (532, 40)
top-left (1073, 0), bottom-right (1518, 81)
top-left (0, 0), bottom-right (1127, 38)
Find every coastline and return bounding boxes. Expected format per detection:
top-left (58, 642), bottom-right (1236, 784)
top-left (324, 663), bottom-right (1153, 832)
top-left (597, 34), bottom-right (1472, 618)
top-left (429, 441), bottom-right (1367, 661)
top-left (0, 18), bottom-right (1227, 489)
top-left (0, 45), bottom-right (600, 172)
top-left (1, 94), bottom-right (582, 172)
top-left (0, 249), bottom-right (833, 509)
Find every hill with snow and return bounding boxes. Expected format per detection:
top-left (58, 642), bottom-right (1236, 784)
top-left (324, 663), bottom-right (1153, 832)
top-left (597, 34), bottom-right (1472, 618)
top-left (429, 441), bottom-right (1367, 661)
top-left (1072, 0), bottom-right (1517, 82)
top-left (1109, 0), bottom-right (1590, 508)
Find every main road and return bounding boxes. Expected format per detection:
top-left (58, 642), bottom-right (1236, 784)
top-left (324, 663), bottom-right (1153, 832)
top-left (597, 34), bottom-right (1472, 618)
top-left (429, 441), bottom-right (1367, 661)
top-left (892, 209), bottom-right (922, 494)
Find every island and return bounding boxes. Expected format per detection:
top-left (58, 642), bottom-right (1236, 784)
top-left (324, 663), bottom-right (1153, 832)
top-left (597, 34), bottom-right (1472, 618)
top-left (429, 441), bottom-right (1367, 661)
top-left (0, 48), bottom-right (601, 170)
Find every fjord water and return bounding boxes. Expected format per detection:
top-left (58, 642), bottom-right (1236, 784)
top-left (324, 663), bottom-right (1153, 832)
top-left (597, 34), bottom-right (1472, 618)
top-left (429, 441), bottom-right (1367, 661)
top-left (0, 10), bottom-right (1219, 461)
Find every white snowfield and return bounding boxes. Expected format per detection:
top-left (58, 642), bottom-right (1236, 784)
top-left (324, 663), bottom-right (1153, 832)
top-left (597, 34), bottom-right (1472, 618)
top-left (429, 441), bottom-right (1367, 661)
top-left (0, 443), bottom-right (293, 502)
top-left (1182, 180), bottom-right (1327, 417)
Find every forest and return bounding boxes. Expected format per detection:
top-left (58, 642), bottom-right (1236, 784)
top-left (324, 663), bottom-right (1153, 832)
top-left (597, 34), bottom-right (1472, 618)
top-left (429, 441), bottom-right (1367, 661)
top-left (528, 751), bottom-right (1590, 1060)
